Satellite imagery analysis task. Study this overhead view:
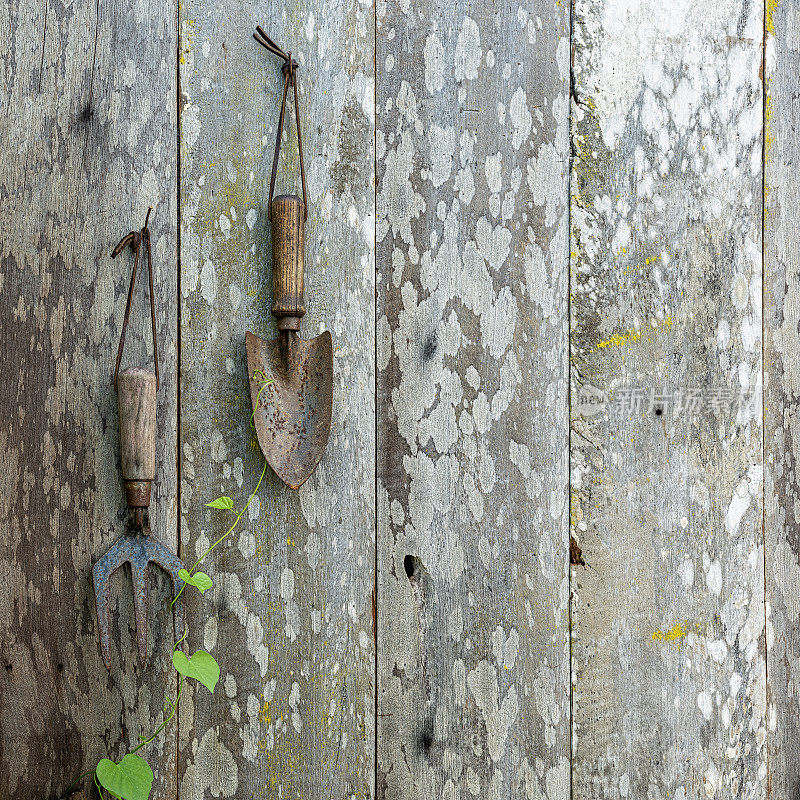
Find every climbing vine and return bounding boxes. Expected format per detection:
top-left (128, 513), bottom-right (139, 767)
top-left (67, 373), bottom-right (271, 800)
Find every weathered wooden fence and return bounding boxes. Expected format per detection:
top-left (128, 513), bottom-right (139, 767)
top-left (1, 0), bottom-right (798, 797)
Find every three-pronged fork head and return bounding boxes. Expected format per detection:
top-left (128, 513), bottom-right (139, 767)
top-left (92, 518), bottom-right (185, 670)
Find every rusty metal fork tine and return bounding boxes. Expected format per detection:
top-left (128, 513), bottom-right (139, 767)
top-left (141, 535), bottom-right (186, 643)
top-left (129, 557), bottom-right (150, 666)
top-left (92, 537), bottom-right (132, 670)
top-left (92, 563), bottom-right (114, 670)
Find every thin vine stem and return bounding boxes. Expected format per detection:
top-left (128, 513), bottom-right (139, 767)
top-left (63, 770), bottom-right (94, 796)
top-left (171, 457), bottom-right (268, 608)
top-left (173, 626), bottom-right (188, 651)
top-left (125, 620), bottom-right (187, 759)
top-left (171, 370), bottom-right (270, 608)
top-left (113, 452), bottom-right (265, 781)
top-left (129, 675), bottom-right (183, 757)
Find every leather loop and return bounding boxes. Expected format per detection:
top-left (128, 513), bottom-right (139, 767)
top-left (254, 27), bottom-right (308, 222)
top-left (112, 207), bottom-right (159, 392)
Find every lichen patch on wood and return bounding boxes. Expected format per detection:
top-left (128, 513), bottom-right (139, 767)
top-left (377, 1), bottom-right (570, 798)
top-left (571, 1), bottom-right (765, 797)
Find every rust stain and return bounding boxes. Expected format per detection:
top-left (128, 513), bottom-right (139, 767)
top-left (570, 536), bottom-right (586, 567)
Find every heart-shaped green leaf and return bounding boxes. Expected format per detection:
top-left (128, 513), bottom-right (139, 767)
top-left (173, 649), bottom-right (219, 693)
top-left (96, 754), bottom-right (153, 800)
top-left (206, 496), bottom-right (233, 510)
top-left (178, 568), bottom-right (213, 594)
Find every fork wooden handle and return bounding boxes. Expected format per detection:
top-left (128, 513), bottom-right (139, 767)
top-left (117, 366), bottom-right (156, 507)
top-left (271, 194), bottom-right (306, 331)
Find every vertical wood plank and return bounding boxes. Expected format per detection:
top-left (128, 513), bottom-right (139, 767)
top-left (570, 2), bottom-right (765, 797)
top-left (177, 1), bottom-right (375, 797)
top-left (0, 0), bottom-right (178, 795)
top-left (764, 0), bottom-right (800, 795)
top-left (376, 2), bottom-right (570, 798)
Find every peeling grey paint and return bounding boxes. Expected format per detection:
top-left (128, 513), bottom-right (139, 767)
top-left (3, 0), bottom-right (795, 798)
top-left (765, 0), bottom-right (800, 795)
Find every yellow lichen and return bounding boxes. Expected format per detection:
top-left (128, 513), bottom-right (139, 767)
top-left (766, 0), bottom-right (778, 36)
top-left (651, 622), bottom-right (686, 646)
top-left (595, 315), bottom-right (673, 351)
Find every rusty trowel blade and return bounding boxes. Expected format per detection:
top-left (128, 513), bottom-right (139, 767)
top-left (246, 329), bottom-right (333, 489)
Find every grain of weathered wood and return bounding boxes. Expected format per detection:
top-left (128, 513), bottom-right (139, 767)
top-left (177, 1), bottom-right (375, 797)
top-left (570, 1), bottom-right (765, 796)
top-left (0, 0), bottom-right (179, 795)
top-left (8, 0), bottom-right (800, 796)
top-left (764, 1), bottom-right (800, 795)
top-left (376, 2), bottom-right (571, 798)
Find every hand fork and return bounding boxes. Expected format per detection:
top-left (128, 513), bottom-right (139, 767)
top-left (92, 213), bottom-right (185, 669)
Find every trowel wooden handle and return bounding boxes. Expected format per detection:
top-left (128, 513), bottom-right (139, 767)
top-left (117, 367), bottom-right (156, 507)
top-left (271, 194), bottom-right (306, 331)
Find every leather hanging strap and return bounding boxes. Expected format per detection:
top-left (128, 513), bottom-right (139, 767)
top-left (111, 207), bottom-right (159, 391)
top-left (253, 26), bottom-right (308, 222)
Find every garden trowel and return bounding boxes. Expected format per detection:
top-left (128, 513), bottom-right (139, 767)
top-left (247, 28), bottom-right (333, 489)
top-left (246, 194), bottom-right (333, 489)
